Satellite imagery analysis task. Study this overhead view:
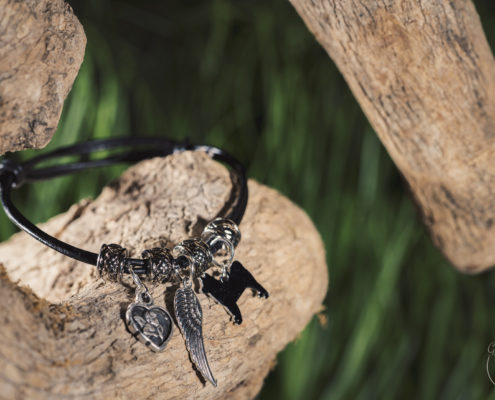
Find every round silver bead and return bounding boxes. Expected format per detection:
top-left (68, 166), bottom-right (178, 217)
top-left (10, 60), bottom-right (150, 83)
top-left (142, 247), bottom-right (174, 282)
top-left (173, 238), bottom-right (212, 277)
top-left (202, 218), bottom-right (241, 248)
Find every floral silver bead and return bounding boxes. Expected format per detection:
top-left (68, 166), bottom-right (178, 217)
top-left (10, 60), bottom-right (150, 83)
top-left (173, 238), bottom-right (212, 277)
top-left (142, 247), bottom-right (174, 282)
top-left (97, 243), bottom-right (127, 281)
top-left (202, 218), bottom-right (241, 248)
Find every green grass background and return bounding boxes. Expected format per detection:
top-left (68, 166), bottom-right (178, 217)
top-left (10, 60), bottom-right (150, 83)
top-left (3, 0), bottom-right (495, 398)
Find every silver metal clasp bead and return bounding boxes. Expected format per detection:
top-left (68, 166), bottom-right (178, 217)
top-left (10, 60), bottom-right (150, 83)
top-left (202, 218), bottom-right (241, 248)
top-left (201, 218), bottom-right (240, 279)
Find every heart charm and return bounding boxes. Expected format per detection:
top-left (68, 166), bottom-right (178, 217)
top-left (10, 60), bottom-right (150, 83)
top-left (126, 292), bottom-right (173, 352)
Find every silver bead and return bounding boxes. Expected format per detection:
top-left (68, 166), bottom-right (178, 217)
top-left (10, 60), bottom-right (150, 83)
top-left (202, 218), bottom-right (241, 248)
top-left (142, 247), bottom-right (174, 282)
top-left (97, 243), bottom-right (127, 281)
top-left (173, 238), bottom-right (212, 277)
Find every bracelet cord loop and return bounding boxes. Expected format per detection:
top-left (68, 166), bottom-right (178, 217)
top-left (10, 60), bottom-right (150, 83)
top-left (0, 138), bottom-right (248, 278)
top-left (0, 159), bottom-right (26, 188)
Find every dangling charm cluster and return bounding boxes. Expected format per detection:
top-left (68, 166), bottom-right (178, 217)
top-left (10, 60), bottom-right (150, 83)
top-left (97, 218), bottom-right (269, 387)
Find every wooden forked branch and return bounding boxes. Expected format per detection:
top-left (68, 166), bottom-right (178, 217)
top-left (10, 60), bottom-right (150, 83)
top-left (3, 0), bottom-right (495, 397)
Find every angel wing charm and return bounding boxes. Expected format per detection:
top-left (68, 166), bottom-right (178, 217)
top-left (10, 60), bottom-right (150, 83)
top-left (174, 286), bottom-right (217, 386)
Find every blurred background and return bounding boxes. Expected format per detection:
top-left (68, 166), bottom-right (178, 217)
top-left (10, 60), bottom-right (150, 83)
top-left (2, 0), bottom-right (495, 398)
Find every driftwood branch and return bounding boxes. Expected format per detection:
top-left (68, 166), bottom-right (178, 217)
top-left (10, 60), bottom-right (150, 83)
top-left (0, 153), bottom-right (328, 399)
top-left (0, 0), bottom-right (85, 155)
top-left (289, 0), bottom-right (495, 272)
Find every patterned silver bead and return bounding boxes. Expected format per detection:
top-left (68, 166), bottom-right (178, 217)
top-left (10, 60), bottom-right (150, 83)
top-left (142, 247), bottom-right (174, 282)
top-left (173, 238), bottom-right (212, 277)
top-left (97, 243), bottom-right (127, 281)
top-left (202, 218), bottom-right (241, 248)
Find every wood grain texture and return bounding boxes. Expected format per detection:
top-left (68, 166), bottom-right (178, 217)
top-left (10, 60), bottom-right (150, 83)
top-left (289, 0), bottom-right (495, 271)
top-left (0, 0), bottom-right (86, 155)
top-left (0, 152), bottom-right (328, 399)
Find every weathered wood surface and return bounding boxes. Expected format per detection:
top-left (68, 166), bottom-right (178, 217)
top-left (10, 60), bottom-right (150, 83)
top-left (0, 0), bottom-right (86, 155)
top-left (289, 0), bottom-right (495, 272)
top-left (0, 152), bottom-right (328, 399)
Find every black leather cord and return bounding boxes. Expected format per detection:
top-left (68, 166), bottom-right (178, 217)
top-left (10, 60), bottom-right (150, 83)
top-left (0, 137), bottom-right (248, 274)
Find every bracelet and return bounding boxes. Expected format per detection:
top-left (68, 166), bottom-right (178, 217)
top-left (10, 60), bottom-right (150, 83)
top-left (0, 137), bottom-right (269, 387)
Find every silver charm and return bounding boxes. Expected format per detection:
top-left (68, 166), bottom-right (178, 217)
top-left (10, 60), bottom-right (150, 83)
top-left (126, 268), bottom-right (173, 352)
top-left (174, 285), bottom-right (217, 387)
